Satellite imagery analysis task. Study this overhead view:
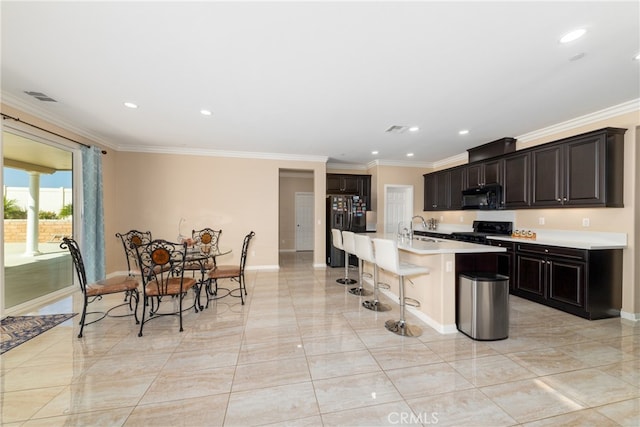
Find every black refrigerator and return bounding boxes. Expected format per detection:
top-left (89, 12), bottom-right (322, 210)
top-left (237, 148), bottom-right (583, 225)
top-left (326, 195), bottom-right (367, 267)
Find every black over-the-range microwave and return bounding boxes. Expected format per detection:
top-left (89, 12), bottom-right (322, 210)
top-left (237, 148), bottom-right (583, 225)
top-left (461, 184), bottom-right (502, 210)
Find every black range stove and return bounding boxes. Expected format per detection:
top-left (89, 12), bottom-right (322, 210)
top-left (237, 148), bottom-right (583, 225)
top-left (451, 220), bottom-right (513, 244)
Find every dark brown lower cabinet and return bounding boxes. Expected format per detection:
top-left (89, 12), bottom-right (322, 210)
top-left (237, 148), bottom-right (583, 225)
top-left (513, 242), bottom-right (622, 319)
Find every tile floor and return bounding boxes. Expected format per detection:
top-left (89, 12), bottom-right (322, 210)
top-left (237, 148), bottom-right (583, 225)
top-left (1, 251), bottom-right (639, 426)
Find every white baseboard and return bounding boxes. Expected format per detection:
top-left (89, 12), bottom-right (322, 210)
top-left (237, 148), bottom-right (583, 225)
top-left (620, 310), bottom-right (640, 322)
top-left (246, 265), bottom-right (280, 271)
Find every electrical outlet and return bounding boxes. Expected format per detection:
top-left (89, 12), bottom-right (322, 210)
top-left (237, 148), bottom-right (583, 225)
top-left (459, 216), bottom-right (464, 222)
top-left (539, 217), bottom-right (545, 225)
top-left (582, 218), bottom-right (590, 227)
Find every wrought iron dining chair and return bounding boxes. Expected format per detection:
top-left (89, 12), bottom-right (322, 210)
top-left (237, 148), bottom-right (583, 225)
top-left (184, 228), bottom-right (221, 273)
top-left (134, 239), bottom-right (197, 336)
top-left (60, 237), bottom-right (140, 338)
top-left (207, 231), bottom-right (255, 306)
top-left (115, 230), bottom-right (153, 277)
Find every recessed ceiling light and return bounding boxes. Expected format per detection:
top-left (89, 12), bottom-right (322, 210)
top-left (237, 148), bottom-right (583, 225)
top-left (408, 126), bottom-right (419, 132)
top-left (560, 28), bottom-right (586, 44)
top-left (371, 150), bottom-right (379, 155)
top-left (200, 109), bottom-right (212, 116)
top-left (634, 53), bottom-right (640, 61)
top-left (124, 102), bottom-right (138, 109)
top-left (406, 153), bottom-right (414, 157)
top-left (459, 129), bottom-right (469, 135)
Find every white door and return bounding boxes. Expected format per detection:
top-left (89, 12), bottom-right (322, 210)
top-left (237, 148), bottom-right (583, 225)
top-left (384, 185), bottom-right (414, 234)
top-left (295, 192), bottom-right (314, 251)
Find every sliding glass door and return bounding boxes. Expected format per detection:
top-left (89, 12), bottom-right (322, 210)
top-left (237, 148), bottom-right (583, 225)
top-left (3, 130), bottom-right (74, 310)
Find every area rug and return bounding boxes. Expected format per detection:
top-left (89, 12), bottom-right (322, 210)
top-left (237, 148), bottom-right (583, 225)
top-left (0, 313), bottom-right (77, 354)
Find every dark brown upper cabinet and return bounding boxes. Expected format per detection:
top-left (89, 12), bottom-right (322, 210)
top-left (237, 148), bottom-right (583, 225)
top-left (424, 127), bottom-right (626, 211)
top-left (327, 174), bottom-right (372, 210)
top-left (466, 158), bottom-right (502, 188)
top-left (531, 127), bottom-right (626, 208)
top-left (503, 151), bottom-right (530, 208)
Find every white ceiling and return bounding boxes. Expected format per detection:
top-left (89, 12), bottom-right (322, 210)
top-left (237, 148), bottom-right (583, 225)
top-left (2, 1), bottom-right (639, 167)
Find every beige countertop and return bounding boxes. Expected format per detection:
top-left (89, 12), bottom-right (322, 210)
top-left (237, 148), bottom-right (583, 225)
top-left (411, 226), bottom-right (627, 250)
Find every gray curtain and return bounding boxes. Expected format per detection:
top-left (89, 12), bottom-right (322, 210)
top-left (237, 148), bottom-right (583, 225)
top-left (81, 146), bottom-right (105, 282)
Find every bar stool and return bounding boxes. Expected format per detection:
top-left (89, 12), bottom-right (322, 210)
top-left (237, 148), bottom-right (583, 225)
top-left (354, 234), bottom-right (389, 310)
top-left (342, 231), bottom-right (370, 296)
top-left (372, 238), bottom-right (429, 337)
top-left (332, 228), bottom-right (356, 285)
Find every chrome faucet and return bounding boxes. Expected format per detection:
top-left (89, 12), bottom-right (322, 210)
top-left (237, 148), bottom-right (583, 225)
top-left (412, 215), bottom-right (428, 229)
top-left (409, 215), bottom-right (428, 239)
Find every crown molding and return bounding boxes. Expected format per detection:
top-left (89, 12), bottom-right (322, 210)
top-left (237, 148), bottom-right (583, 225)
top-left (367, 159), bottom-right (431, 169)
top-left (119, 144), bottom-right (329, 163)
top-left (1, 92), bottom-right (118, 149)
top-left (431, 152), bottom-right (468, 170)
top-left (516, 98), bottom-right (640, 143)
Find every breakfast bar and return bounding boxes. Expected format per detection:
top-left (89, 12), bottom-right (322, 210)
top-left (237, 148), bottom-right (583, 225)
top-left (364, 234), bottom-right (506, 334)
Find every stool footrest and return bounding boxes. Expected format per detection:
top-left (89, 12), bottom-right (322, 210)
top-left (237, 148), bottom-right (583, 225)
top-left (404, 297), bottom-right (421, 308)
top-left (377, 282), bottom-right (390, 290)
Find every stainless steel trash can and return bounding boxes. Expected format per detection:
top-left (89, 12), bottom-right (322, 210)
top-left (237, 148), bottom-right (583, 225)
top-left (457, 273), bottom-right (509, 340)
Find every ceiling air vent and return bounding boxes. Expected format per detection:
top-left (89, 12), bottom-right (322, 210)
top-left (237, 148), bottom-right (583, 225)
top-left (24, 91), bottom-right (57, 102)
top-left (385, 125), bottom-right (409, 134)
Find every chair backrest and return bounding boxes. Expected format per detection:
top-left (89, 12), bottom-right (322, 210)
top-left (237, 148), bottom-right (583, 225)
top-left (372, 238), bottom-right (400, 274)
top-left (191, 228), bottom-right (222, 255)
top-left (331, 228), bottom-right (344, 250)
top-left (135, 239), bottom-right (188, 296)
top-left (342, 231), bottom-right (356, 254)
top-left (239, 231), bottom-right (256, 273)
top-left (115, 230), bottom-right (152, 275)
top-left (60, 237), bottom-right (88, 294)
top-left (354, 233), bottom-right (375, 264)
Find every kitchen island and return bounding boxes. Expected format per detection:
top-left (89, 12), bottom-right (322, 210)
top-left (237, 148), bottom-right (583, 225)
top-left (364, 234), bottom-right (506, 334)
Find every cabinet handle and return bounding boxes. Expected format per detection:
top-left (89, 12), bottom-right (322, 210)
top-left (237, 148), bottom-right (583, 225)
top-left (563, 197), bottom-right (567, 201)
top-left (556, 198), bottom-right (562, 202)
top-left (545, 249), bottom-right (548, 253)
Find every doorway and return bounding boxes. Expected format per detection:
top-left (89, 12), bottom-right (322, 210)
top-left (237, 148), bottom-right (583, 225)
top-left (278, 169), bottom-right (314, 267)
top-left (3, 130), bottom-right (76, 312)
top-left (384, 184), bottom-right (414, 234)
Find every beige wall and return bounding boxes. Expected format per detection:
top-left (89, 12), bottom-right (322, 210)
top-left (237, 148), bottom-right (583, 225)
top-left (278, 173), bottom-right (314, 251)
top-left (107, 152), bottom-right (327, 272)
top-left (366, 164), bottom-right (425, 232)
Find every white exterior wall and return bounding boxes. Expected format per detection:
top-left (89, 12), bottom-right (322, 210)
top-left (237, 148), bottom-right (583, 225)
top-left (4, 186), bottom-right (72, 214)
